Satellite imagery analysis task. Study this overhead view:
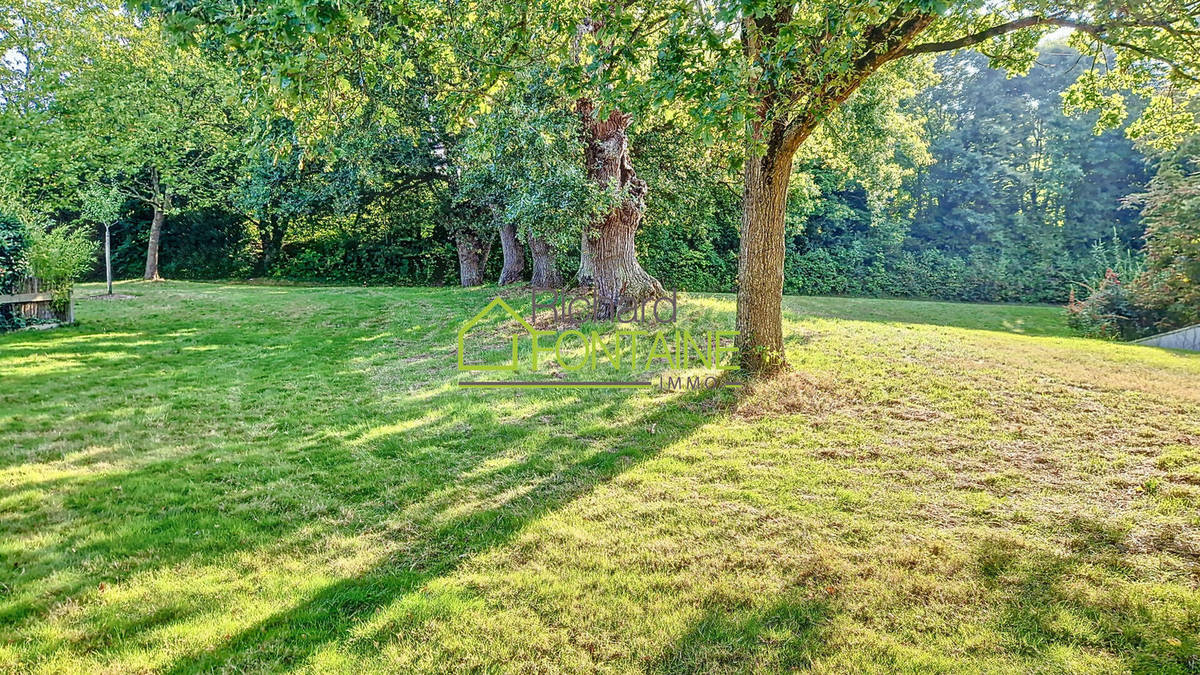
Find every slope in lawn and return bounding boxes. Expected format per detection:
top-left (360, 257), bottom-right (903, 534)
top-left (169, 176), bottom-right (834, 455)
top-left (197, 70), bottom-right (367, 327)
top-left (1, 282), bottom-right (1198, 673)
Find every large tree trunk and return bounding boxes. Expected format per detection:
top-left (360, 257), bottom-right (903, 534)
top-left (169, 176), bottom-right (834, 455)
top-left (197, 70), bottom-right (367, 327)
top-left (143, 194), bottom-right (168, 281)
top-left (736, 139), bottom-right (794, 377)
top-left (576, 99), bottom-right (663, 319)
top-left (497, 221), bottom-right (524, 285)
top-left (529, 235), bottom-right (562, 288)
top-left (455, 228), bottom-right (491, 287)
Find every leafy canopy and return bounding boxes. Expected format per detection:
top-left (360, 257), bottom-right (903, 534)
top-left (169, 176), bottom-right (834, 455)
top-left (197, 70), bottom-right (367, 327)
top-left (80, 184), bottom-right (123, 227)
top-left (629, 1), bottom-right (1200, 154)
top-left (141, 1), bottom-right (1200, 163)
top-left (2, 1), bottom-right (244, 216)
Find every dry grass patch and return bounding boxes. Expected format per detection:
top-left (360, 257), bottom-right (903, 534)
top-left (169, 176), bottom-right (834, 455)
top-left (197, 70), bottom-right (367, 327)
top-left (733, 371), bottom-right (857, 421)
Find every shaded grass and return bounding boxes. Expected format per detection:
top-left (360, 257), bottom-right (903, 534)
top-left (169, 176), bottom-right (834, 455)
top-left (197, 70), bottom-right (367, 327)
top-left (1, 281), bottom-right (1198, 673)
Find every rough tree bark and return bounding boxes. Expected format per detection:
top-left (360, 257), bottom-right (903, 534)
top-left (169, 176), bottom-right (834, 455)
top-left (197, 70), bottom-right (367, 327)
top-left (529, 235), bottom-right (562, 288)
top-left (455, 227), bottom-right (492, 287)
top-left (497, 221), bottom-right (525, 285)
top-left (576, 228), bottom-right (597, 287)
top-left (736, 135), bottom-right (797, 377)
top-left (576, 98), bottom-right (664, 319)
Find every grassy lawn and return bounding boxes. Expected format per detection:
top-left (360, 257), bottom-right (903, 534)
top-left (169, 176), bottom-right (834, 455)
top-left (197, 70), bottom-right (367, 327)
top-left (2, 281), bottom-right (1199, 673)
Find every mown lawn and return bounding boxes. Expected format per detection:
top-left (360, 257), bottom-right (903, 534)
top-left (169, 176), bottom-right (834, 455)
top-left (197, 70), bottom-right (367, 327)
top-left (2, 281), bottom-right (1198, 673)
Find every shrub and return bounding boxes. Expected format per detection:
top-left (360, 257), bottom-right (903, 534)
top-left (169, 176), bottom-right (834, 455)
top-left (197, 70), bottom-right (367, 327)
top-left (1066, 270), bottom-right (1159, 340)
top-left (102, 206), bottom-right (255, 281)
top-left (271, 232), bottom-right (458, 286)
top-left (0, 213), bottom-right (28, 293)
top-left (1131, 158), bottom-right (1200, 330)
top-left (0, 213), bottom-right (30, 331)
top-left (785, 244), bottom-right (1042, 303)
top-left (28, 225), bottom-right (98, 315)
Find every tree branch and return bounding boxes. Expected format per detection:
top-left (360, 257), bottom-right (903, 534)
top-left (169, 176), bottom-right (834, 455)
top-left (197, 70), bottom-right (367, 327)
top-left (780, 9), bottom-right (936, 156)
top-left (898, 16), bottom-right (1179, 58)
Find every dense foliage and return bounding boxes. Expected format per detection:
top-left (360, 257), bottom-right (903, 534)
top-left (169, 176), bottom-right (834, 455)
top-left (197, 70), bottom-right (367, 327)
top-left (35, 47), bottom-right (1159, 307)
top-left (0, 213), bottom-right (27, 292)
top-left (1133, 135), bottom-right (1200, 328)
top-left (774, 47), bottom-right (1156, 305)
top-left (0, 213), bottom-right (30, 331)
top-left (1066, 269), bottom-right (1153, 340)
top-left (1068, 132), bottom-right (1200, 339)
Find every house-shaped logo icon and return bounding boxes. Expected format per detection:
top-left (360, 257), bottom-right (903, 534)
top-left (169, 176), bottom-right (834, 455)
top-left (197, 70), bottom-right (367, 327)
top-left (457, 297), bottom-right (536, 371)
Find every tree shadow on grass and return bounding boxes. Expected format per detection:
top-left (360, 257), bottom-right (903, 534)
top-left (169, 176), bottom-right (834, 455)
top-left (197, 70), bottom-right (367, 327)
top-left (975, 516), bottom-right (1200, 673)
top-left (652, 595), bottom-right (834, 674)
top-left (2, 287), bottom-right (734, 662)
top-left (156, 386), bottom-right (724, 673)
top-left (2, 283), bottom-right (740, 668)
top-left (2, 395), bottom-right (727, 667)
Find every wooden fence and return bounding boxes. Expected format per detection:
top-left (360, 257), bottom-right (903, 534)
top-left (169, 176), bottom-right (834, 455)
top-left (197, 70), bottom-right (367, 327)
top-left (0, 276), bottom-right (73, 326)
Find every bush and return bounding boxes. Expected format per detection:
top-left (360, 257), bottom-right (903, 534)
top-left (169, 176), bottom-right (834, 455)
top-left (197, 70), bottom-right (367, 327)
top-left (28, 225), bottom-right (98, 315)
top-left (1066, 270), bottom-right (1159, 340)
top-left (644, 242), bottom-right (735, 292)
top-left (0, 213), bottom-right (28, 293)
top-left (782, 243), bottom-right (1075, 304)
top-left (99, 206), bottom-right (256, 282)
top-left (0, 213), bottom-right (30, 331)
top-left (1131, 156), bottom-right (1200, 330)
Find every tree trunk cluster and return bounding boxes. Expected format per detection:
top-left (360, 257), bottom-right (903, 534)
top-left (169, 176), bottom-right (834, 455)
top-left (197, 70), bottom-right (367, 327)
top-left (452, 100), bottom-right (663, 319)
top-left (454, 222), bottom-right (564, 290)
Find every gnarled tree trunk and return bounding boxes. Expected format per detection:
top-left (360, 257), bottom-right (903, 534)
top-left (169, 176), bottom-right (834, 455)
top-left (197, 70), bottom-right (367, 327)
top-left (529, 235), bottom-right (562, 288)
top-left (497, 221), bottom-right (524, 285)
top-left (455, 228), bottom-right (491, 287)
top-left (576, 98), bottom-right (663, 319)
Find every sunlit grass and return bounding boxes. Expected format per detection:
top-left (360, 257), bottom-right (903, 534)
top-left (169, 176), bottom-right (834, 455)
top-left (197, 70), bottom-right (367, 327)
top-left (2, 280), bottom-right (1198, 673)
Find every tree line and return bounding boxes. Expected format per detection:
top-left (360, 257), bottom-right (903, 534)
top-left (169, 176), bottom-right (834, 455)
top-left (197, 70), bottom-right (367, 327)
top-left (2, 1), bottom-right (1198, 374)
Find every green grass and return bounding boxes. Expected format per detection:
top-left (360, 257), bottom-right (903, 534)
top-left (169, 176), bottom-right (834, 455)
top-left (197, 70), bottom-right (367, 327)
top-left (2, 281), bottom-right (1199, 673)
